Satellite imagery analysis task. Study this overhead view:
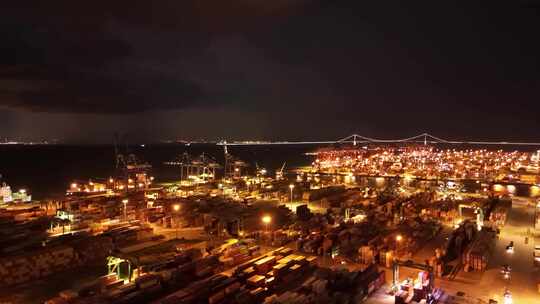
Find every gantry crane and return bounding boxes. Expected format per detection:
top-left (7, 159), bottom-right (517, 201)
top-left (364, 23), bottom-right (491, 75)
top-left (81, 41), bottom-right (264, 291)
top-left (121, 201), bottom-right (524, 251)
top-left (114, 134), bottom-right (152, 192)
top-left (165, 152), bottom-right (221, 181)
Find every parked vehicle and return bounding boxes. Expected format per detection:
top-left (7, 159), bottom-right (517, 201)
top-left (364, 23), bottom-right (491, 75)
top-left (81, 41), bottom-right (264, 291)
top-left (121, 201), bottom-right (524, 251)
top-left (506, 241), bottom-right (514, 253)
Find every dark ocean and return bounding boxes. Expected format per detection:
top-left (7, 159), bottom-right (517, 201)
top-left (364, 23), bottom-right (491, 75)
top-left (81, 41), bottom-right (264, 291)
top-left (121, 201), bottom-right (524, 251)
top-left (1, 143), bottom-right (538, 200)
top-left (0, 144), bottom-right (314, 199)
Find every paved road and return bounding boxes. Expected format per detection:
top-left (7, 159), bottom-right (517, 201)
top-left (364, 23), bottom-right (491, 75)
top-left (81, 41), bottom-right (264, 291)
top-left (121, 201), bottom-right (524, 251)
top-left (437, 197), bottom-right (539, 303)
top-left (369, 197), bottom-right (540, 303)
top-left (478, 197), bottom-right (539, 303)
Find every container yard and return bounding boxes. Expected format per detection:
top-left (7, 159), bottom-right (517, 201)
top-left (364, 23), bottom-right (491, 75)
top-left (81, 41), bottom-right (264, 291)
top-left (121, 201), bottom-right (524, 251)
top-left (7, 2), bottom-right (540, 302)
top-left (157, 247), bottom-right (385, 304)
top-left (0, 143), bottom-right (539, 304)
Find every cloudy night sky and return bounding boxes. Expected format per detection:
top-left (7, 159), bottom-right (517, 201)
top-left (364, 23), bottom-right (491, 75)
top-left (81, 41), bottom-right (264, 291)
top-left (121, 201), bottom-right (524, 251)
top-left (1, 1), bottom-right (540, 143)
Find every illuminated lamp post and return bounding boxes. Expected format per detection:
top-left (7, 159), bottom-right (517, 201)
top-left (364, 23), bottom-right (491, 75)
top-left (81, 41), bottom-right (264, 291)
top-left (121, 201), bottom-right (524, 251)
top-left (262, 215), bottom-right (272, 235)
top-left (173, 204), bottom-right (180, 239)
top-left (289, 184), bottom-right (295, 204)
top-left (122, 199), bottom-right (129, 221)
top-left (395, 234), bottom-right (402, 252)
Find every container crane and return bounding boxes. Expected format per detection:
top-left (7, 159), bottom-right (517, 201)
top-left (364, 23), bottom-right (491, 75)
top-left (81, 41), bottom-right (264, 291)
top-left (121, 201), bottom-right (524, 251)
top-left (276, 162), bottom-right (286, 180)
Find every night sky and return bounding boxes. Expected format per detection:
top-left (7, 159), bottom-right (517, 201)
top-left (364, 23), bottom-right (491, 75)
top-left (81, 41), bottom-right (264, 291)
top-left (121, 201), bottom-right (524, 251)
top-left (1, 1), bottom-right (540, 143)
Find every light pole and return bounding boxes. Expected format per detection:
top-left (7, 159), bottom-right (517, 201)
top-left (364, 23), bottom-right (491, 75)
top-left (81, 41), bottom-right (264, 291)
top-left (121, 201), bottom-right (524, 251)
top-left (122, 199), bottom-right (128, 222)
top-left (289, 184), bottom-right (295, 206)
top-left (395, 234), bottom-right (402, 252)
top-left (173, 204), bottom-right (180, 239)
top-left (218, 183), bottom-right (224, 198)
top-left (262, 215), bottom-right (272, 243)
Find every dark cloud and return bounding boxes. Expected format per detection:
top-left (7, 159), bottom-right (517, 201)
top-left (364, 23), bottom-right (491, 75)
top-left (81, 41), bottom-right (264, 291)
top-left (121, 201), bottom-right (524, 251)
top-left (1, 1), bottom-right (540, 142)
top-left (0, 9), bottom-right (201, 113)
top-left (0, 62), bottom-right (204, 113)
top-left (0, 1), bottom-right (309, 114)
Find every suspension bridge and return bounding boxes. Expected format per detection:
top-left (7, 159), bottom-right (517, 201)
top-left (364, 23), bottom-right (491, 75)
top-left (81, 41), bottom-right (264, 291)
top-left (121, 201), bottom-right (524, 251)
top-left (217, 133), bottom-right (540, 146)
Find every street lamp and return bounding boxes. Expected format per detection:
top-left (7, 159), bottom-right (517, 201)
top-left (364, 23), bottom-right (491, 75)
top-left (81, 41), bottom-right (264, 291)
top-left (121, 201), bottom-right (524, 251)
top-left (289, 184), bottom-right (295, 203)
top-left (395, 234), bottom-right (402, 251)
top-left (122, 199), bottom-right (129, 221)
top-left (173, 204), bottom-right (180, 239)
top-left (262, 215), bottom-right (272, 234)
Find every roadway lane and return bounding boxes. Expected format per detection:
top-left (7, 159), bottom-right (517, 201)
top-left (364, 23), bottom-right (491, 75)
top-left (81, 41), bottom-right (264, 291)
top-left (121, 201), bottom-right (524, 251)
top-left (442, 197), bottom-right (539, 303)
top-left (483, 197), bottom-right (539, 303)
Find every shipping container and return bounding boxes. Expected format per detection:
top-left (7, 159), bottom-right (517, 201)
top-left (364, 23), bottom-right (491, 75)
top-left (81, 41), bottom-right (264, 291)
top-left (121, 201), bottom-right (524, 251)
top-left (247, 275), bottom-right (266, 287)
